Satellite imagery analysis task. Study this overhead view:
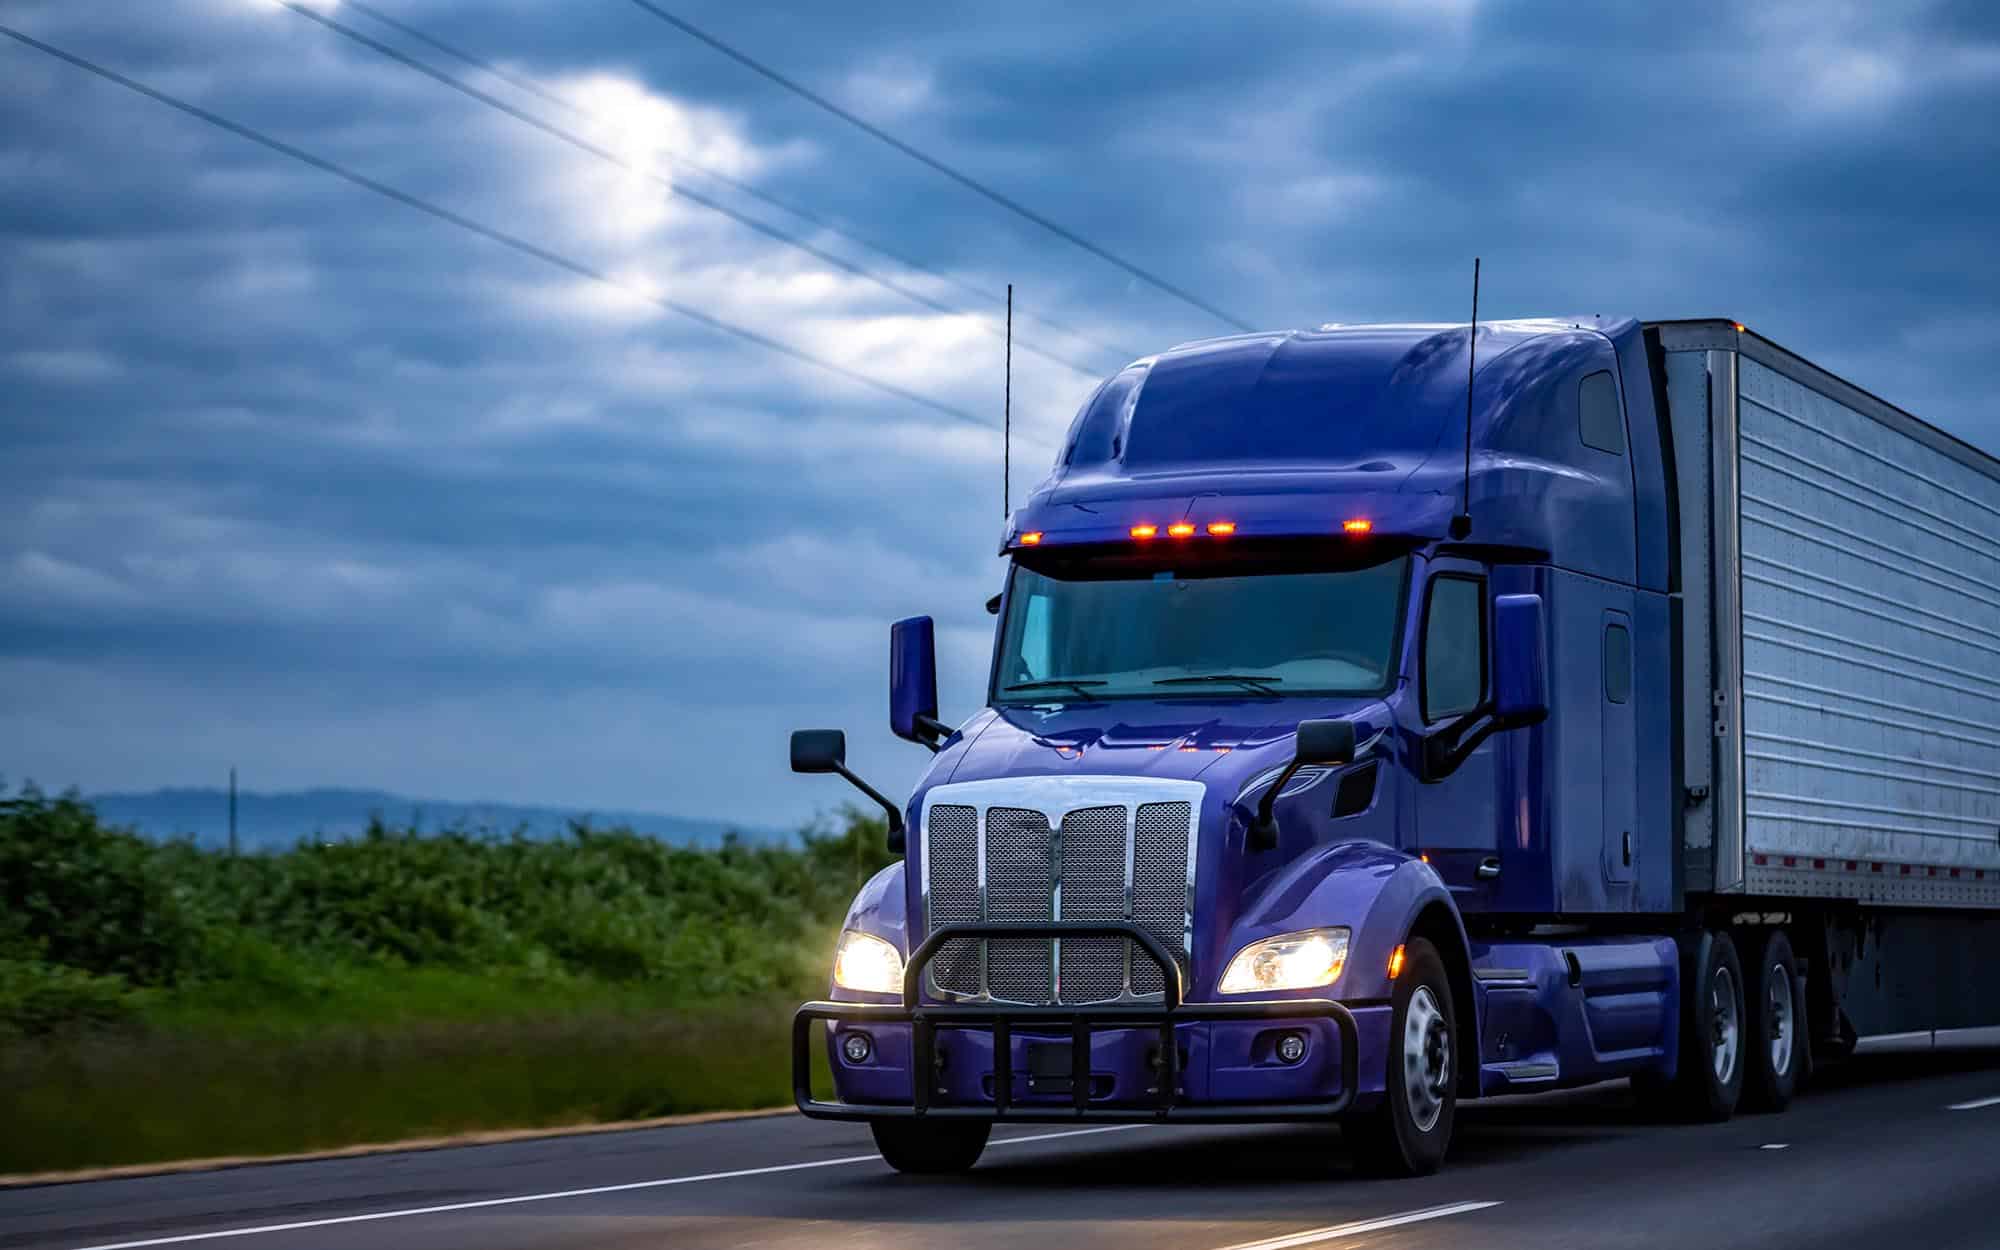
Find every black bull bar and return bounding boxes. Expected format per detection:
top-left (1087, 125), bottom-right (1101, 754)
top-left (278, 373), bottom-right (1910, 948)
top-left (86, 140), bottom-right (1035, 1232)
top-left (793, 921), bottom-right (1361, 1122)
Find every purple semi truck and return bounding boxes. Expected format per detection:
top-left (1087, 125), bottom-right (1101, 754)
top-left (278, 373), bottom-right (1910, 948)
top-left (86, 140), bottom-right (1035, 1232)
top-left (789, 318), bottom-right (2000, 1175)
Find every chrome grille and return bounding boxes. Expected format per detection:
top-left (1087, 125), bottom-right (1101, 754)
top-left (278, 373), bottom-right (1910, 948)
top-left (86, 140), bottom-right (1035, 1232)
top-left (919, 780), bottom-right (1197, 1005)
top-left (925, 804), bottom-right (981, 997)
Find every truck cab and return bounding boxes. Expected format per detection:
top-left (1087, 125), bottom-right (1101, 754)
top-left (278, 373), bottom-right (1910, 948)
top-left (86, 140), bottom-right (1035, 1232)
top-left (788, 316), bottom-right (2000, 1176)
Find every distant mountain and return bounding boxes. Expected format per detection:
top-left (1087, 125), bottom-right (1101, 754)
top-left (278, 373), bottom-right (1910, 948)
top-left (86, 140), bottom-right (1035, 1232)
top-left (85, 787), bottom-right (781, 851)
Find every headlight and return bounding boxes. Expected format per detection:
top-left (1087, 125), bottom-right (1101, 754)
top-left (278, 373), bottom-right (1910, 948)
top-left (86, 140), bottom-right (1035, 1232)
top-left (832, 930), bottom-right (905, 995)
top-left (1218, 927), bottom-right (1350, 994)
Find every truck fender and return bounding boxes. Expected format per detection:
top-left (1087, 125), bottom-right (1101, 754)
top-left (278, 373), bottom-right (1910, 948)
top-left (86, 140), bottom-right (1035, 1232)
top-left (1226, 842), bottom-right (1477, 1090)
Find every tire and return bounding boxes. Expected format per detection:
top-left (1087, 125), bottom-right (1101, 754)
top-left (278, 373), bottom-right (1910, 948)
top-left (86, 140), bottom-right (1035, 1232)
top-left (869, 1119), bottom-right (991, 1174)
top-left (1740, 929), bottom-right (1801, 1113)
top-left (1660, 929), bottom-right (1746, 1122)
top-left (1343, 937), bottom-right (1457, 1176)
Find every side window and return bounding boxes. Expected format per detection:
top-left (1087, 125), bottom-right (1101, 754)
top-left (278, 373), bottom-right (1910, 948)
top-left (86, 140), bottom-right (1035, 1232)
top-left (1605, 622), bottom-right (1632, 704)
top-left (1422, 575), bottom-right (1486, 722)
top-left (1579, 370), bottom-right (1625, 455)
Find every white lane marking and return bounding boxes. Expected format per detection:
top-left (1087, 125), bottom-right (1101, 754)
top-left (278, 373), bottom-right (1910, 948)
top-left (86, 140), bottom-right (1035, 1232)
top-left (1760, 1143), bottom-right (1790, 1150)
top-left (69, 1125), bottom-right (1141, 1250)
top-left (1213, 1201), bottom-right (1502, 1250)
top-left (1948, 1094), bottom-right (2000, 1111)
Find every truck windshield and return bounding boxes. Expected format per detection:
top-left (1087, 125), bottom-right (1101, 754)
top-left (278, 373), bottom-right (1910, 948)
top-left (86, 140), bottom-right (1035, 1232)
top-left (994, 555), bottom-right (1409, 702)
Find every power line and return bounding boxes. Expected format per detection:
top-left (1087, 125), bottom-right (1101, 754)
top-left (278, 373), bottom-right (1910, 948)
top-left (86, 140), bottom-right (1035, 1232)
top-left (340, 0), bottom-right (1136, 366)
top-left (621, 0), bottom-right (1257, 333)
top-left (275, 0), bottom-right (1107, 380)
top-left (0, 23), bottom-right (994, 430)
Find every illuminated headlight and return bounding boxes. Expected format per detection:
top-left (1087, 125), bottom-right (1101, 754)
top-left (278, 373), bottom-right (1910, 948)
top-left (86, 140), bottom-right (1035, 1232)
top-left (832, 930), bottom-right (905, 995)
top-left (1218, 928), bottom-right (1350, 994)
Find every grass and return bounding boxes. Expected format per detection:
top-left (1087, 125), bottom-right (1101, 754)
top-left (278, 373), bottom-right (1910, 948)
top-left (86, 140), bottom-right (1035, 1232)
top-left (0, 785), bottom-right (872, 1174)
top-left (0, 996), bottom-right (810, 1174)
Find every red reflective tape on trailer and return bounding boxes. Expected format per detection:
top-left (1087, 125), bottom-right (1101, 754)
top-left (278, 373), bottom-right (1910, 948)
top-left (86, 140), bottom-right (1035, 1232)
top-left (1753, 854), bottom-right (1769, 866)
top-left (1783, 856), bottom-right (1798, 868)
top-left (1845, 861), bottom-right (1859, 871)
top-left (1872, 863), bottom-right (1885, 873)
top-left (1813, 859), bottom-right (1827, 870)
top-left (1929, 867), bottom-right (1939, 877)
top-left (1902, 865), bottom-right (1913, 876)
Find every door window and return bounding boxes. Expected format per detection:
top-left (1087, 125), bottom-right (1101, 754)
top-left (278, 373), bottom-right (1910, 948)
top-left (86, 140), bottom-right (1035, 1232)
top-left (1421, 575), bottom-right (1486, 722)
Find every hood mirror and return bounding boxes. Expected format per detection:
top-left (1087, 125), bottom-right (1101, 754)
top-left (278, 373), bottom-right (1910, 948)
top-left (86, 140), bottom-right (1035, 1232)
top-left (1249, 718), bottom-right (1356, 851)
top-left (789, 729), bottom-right (905, 853)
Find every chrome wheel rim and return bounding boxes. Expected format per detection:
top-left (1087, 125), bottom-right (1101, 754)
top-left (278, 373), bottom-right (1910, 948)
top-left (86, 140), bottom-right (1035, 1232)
top-left (1711, 965), bottom-right (1741, 1085)
top-left (1767, 962), bottom-right (1795, 1076)
top-left (1403, 986), bottom-right (1450, 1133)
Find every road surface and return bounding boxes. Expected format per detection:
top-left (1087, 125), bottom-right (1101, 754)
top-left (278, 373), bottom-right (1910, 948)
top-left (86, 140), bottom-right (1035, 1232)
top-left (5, 1053), bottom-right (1998, 1250)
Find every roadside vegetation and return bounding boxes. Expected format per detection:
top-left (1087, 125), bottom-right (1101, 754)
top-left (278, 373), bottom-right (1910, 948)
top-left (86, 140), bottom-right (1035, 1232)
top-left (0, 783), bottom-right (889, 1173)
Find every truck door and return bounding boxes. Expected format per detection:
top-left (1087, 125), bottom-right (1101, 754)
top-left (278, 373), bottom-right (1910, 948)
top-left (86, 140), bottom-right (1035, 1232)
top-left (1414, 563), bottom-right (1501, 904)
top-left (1602, 606), bottom-right (1637, 885)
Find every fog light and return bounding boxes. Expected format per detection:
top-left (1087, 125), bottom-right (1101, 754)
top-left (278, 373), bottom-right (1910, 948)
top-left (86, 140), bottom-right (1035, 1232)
top-left (841, 1031), bottom-right (873, 1064)
top-left (1276, 1032), bottom-right (1307, 1064)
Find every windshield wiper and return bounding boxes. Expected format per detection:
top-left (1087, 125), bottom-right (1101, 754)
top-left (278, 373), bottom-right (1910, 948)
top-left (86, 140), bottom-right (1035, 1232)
top-left (1003, 678), bottom-right (1108, 699)
top-left (1153, 674), bottom-right (1284, 695)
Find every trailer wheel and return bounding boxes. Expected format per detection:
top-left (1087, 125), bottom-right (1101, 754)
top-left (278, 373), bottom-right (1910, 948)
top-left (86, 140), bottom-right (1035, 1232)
top-left (1740, 929), bottom-right (1800, 1112)
top-left (868, 1119), bottom-right (990, 1174)
top-left (1641, 929), bottom-right (1745, 1121)
top-left (1343, 937), bottom-right (1456, 1176)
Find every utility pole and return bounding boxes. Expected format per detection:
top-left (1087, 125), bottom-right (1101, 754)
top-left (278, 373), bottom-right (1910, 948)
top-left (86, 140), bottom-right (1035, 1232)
top-left (228, 766), bottom-right (238, 857)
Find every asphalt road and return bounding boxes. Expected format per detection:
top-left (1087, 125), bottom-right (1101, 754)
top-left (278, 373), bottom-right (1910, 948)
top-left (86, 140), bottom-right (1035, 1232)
top-left (7, 1053), bottom-right (2000, 1250)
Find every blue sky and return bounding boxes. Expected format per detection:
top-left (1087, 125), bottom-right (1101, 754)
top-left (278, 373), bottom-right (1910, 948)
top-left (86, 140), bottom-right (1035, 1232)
top-left (3, 0), bottom-right (1997, 830)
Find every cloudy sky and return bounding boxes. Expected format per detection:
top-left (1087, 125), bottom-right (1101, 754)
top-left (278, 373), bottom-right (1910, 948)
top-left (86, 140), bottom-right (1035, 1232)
top-left (3, 0), bottom-right (1997, 830)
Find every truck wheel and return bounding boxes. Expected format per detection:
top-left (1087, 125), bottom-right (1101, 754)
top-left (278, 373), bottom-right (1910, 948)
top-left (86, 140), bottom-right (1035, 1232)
top-left (1647, 929), bottom-right (1744, 1121)
top-left (869, 1119), bottom-right (990, 1174)
top-left (1740, 929), bottom-right (1800, 1112)
top-left (1343, 937), bottom-right (1456, 1176)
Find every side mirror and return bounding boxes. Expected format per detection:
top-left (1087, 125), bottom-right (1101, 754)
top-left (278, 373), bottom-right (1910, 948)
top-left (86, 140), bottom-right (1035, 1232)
top-left (1493, 593), bottom-right (1550, 728)
top-left (890, 616), bottom-right (949, 749)
top-left (789, 729), bottom-right (906, 853)
top-left (1249, 718), bottom-right (1356, 851)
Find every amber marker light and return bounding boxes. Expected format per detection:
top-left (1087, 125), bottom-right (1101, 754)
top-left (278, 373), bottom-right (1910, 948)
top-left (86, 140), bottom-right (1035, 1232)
top-left (1019, 531), bottom-right (1043, 546)
top-left (1207, 521), bottom-right (1237, 536)
top-left (1167, 522), bottom-right (1196, 538)
top-left (1343, 518), bottom-right (1373, 535)
top-left (1388, 943), bottom-right (1407, 979)
top-left (1130, 524), bottom-right (1158, 539)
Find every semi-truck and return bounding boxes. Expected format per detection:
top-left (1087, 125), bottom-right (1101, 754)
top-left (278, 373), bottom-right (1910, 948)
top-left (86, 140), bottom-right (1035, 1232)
top-left (788, 316), bottom-right (2000, 1175)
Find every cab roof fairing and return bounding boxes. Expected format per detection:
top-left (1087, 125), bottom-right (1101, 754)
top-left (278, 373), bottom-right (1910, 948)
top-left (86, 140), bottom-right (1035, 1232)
top-left (1001, 318), bottom-right (1639, 578)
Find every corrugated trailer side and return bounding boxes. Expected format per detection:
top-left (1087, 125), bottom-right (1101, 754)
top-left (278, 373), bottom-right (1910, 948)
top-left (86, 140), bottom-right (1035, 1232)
top-left (1654, 321), bottom-right (2000, 910)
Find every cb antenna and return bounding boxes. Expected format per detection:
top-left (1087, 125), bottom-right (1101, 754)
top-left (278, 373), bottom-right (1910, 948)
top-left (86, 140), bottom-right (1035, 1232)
top-left (1003, 282), bottom-right (1013, 521)
top-left (1449, 257), bottom-right (1480, 541)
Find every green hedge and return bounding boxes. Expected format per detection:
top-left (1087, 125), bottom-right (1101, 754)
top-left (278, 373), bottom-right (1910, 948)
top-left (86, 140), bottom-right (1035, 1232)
top-left (0, 784), bottom-right (884, 1170)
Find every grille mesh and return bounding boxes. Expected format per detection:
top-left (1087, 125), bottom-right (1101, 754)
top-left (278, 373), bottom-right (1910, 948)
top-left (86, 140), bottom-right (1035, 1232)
top-left (1131, 802), bottom-right (1193, 996)
top-left (984, 808), bottom-right (1053, 1003)
top-left (1057, 806), bottom-right (1128, 1004)
top-left (921, 793), bottom-right (1192, 1005)
top-left (925, 805), bottom-right (981, 997)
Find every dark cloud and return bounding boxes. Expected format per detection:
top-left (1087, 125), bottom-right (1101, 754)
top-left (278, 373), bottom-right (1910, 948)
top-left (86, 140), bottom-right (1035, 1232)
top-left (3, 0), bottom-right (1997, 825)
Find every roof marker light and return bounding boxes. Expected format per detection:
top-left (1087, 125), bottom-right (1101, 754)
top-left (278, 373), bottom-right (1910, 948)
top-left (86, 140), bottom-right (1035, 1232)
top-left (1019, 531), bottom-right (1043, 546)
top-left (1343, 518), bottom-right (1373, 534)
top-left (1130, 524), bottom-right (1158, 540)
top-left (1168, 522), bottom-right (1196, 538)
top-left (1207, 521), bottom-right (1236, 536)
top-left (1732, 321), bottom-right (1746, 333)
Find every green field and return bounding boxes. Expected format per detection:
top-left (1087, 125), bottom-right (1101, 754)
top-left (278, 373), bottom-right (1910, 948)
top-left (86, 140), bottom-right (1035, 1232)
top-left (0, 785), bottom-right (881, 1173)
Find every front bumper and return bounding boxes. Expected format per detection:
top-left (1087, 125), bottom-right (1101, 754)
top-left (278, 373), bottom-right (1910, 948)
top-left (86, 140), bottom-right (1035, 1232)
top-left (792, 921), bottom-right (1363, 1123)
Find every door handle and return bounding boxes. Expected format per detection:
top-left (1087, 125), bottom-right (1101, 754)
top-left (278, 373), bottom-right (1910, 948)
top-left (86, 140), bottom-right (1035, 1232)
top-left (1476, 857), bottom-right (1502, 880)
